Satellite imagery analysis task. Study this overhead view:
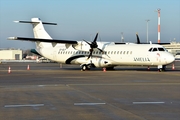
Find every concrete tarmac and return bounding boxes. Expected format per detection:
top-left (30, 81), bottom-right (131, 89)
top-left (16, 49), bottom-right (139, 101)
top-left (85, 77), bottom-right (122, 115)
top-left (0, 62), bottom-right (180, 120)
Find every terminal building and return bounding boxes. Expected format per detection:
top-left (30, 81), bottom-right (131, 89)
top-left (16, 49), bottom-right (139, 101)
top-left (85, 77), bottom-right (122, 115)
top-left (162, 42), bottom-right (180, 56)
top-left (0, 49), bottom-right (22, 60)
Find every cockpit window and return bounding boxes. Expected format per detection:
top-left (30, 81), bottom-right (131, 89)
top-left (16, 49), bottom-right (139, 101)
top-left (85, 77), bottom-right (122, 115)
top-left (149, 47), bottom-right (167, 52)
top-left (148, 48), bottom-right (153, 52)
top-left (152, 48), bottom-right (158, 52)
top-left (158, 47), bottom-right (165, 51)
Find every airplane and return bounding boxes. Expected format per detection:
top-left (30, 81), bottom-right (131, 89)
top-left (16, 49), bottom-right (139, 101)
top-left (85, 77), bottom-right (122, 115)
top-left (8, 18), bottom-right (175, 72)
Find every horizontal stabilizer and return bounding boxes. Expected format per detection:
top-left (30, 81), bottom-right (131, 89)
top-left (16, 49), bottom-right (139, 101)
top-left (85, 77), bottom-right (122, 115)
top-left (14, 21), bottom-right (57, 25)
top-left (8, 37), bottom-right (78, 44)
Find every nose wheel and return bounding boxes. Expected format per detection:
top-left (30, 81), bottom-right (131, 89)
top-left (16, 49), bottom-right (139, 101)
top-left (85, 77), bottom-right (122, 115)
top-left (158, 65), bottom-right (166, 72)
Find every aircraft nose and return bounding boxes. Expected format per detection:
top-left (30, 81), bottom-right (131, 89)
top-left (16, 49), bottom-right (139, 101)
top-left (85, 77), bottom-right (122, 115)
top-left (167, 53), bottom-right (175, 64)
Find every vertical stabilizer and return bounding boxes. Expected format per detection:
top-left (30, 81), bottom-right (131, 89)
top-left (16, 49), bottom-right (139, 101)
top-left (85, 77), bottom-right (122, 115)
top-left (31, 18), bottom-right (52, 39)
top-left (14, 18), bottom-right (57, 47)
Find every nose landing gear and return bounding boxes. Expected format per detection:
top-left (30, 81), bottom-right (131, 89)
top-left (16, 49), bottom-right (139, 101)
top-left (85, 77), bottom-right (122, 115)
top-left (158, 65), bottom-right (166, 72)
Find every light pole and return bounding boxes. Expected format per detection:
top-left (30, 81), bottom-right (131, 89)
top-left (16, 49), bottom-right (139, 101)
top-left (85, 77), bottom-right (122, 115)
top-left (145, 19), bottom-right (150, 43)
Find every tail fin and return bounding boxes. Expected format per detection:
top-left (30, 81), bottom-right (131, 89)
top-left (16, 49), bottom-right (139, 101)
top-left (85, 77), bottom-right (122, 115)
top-left (14, 18), bottom-right (57, 39)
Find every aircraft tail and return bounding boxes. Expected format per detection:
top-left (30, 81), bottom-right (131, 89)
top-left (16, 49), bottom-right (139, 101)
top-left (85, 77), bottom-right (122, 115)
top-left (14, 18), bottom-right (57, 48)
top-left (14, 18), bottom-right (57, 39)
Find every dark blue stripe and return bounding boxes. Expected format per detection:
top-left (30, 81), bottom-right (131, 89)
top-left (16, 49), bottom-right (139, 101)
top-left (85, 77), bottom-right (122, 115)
top-left (65, 55), bottom-right (85, 64)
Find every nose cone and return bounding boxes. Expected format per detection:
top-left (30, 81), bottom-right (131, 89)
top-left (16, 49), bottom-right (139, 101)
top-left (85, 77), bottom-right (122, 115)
top-left (167, 53), bottom-right (175, 64)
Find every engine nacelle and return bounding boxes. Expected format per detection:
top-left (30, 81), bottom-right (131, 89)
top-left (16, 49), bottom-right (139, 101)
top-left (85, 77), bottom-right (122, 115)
top-left (91, 57), bottom-right (112, 68)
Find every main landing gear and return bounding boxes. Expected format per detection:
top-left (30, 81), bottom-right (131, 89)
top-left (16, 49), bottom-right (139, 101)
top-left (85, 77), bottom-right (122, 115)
top-left (81, 64), bottom-right (91, 71)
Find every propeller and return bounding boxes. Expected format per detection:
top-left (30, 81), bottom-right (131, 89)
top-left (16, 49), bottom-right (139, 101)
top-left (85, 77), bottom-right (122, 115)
top-left (83, 33), bottom-right (103, 59)
top-left (136, 33), bottom-right (141, 44)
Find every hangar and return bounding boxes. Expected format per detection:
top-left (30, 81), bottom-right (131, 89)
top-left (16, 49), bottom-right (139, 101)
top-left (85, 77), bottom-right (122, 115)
top-left (0, 49), bottom-right (22, 60)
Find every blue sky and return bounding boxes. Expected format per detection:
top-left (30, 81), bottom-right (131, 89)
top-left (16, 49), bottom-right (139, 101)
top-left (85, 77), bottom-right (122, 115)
top-left (0, 0), bottom-right (180, 49)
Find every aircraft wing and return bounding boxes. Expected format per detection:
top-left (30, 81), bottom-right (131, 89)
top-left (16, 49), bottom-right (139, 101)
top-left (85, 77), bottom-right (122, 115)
top-left (8, 37), bottom-right (78, 44)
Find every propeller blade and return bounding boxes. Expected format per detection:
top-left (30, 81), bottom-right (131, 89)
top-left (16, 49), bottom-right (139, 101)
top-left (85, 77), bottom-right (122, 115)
top-left (93, 33), bottom-right (98, 42)
top-left (87, 49), bottom-right (93, 59)
top-left (97, 48), bottom-right (103, 52)
top-left (85, 33), bottom-right (101, 59)
top-left (83, 39), bottom-right (91, 46)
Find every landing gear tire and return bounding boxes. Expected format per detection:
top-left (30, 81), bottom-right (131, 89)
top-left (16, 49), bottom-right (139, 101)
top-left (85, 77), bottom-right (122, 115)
top-left (158, 68), bottom-right (162, 72)
top-left (158, 65), bottom-right (166, 72)
top-left (81, 64), bottom-right (90, 71)
top-left (81, 65), bottom-right (87, 71)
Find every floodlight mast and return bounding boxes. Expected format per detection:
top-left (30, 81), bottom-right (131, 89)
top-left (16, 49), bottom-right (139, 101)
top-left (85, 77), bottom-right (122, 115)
top-left (145, 19), bottom-right (150, 43)
top-left (155, 8), bottom-right (161, 43)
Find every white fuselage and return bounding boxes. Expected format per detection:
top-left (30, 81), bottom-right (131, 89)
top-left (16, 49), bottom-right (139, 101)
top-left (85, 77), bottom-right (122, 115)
top-left (37, 42), bottom-right (175, 68)
top-left (10, 18), bottom-right (175, 70)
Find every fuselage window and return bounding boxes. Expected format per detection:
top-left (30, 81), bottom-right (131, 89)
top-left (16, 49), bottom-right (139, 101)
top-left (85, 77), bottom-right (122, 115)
top-left (127, 51), bottom-right (129, 54)
top-left (114, 51), bottom-right (116, 54)
top-left (117, 51), bottom-right (119, 54)
top-left (111, 51), bottom-right (113, 54)
top-left (108, 51), bottom-right (110, 54)
top-left (130, 51), bottom-right (132, 54)
top-left (120, 51), bottom-right (122, 54)
top-left (123, 51), bottom-right (126, 54)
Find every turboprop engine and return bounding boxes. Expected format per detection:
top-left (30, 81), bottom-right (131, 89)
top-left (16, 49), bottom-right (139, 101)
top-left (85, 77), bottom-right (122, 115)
top-left (90, 57), bottom-right (112, 68)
